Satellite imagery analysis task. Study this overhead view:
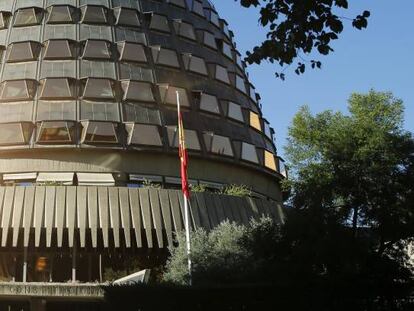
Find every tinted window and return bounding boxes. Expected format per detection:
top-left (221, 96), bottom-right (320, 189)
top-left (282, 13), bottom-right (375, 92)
top-left (0, 80), bottom-right (37, 101)
top-left (114, 7), bottom-right (140, 27)
top-left (81, 6), bottom-right (107, 24)
top-left (123, 103), bottom-right (161, 124)
top-left (81, 121), bottom-right (118, 143)
top-left (204, 132), bottom-right (233, 156)
top-left (118, 42), bottom-right (147, 62)
top-left (198, 92), bottom-right (220, 114)
top-left (37, 121), bottom-right (75, 143)
top-left (47, 5), bottom-right (76, 24)
top-left (6, 42), bottom-right (41, 62)
top-left (158, 85), bottom-right (189, 107)
top-left (166, 126), bottom-right (200, 150)
top-left (0, 123), bottom-right (32, 145)
top-left (81, 100), bottom-right (119, 121)
top-left (215, 65), bottom-right (229, 84)
top-left (14, 8), bottom-right (43, 26)
top-left (227, 102), bottom-right (244, 122)
top-left (82, 78), bottom-right (115, 99)
top-left (173, 20), bottom-right (196, 40)
top-left (151, 46), bottom-right (180, 68)
top-left (43, 40), bottom-right (76, 59)
top-left (126, 123), bottom-right (162, 146)
top-left (39, 78), bottom-right (76, 99)
top-left (182, 54), bottom-right (207, 75)
top-left (148, 14), bottom-right (170, 33)
top-left (121, 80), bottom-right (154, 102)
top-left (241, 142), bottom-right (259, 163)
top-left (82, 40), bottom-right (111, 59)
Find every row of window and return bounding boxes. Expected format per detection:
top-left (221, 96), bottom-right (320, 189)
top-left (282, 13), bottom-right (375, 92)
top-left (0, 121), bottom-right (278, 171)
top-left (0, 79), bottom-right (272, 137)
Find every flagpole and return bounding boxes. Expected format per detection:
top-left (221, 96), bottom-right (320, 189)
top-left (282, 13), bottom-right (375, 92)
top-left (176, 91), bottom-right (192, 286)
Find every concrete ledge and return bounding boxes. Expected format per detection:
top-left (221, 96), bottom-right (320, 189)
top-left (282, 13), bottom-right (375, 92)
top-left (0, 282), bottom-right (104, 300)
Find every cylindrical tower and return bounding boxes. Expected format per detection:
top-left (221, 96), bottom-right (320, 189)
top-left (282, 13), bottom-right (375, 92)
top-left (0, 0), bottom-right (284, 287)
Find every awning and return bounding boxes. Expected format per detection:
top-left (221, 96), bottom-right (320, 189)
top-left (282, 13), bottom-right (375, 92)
top-left (77, 173), bottom-right (115, 186)
top-left (2, 172), bottom-right (37, 181)
top-left (0, 186), bottom-right (284, 250)
top-left (37, 172), bottom-right (74, 185)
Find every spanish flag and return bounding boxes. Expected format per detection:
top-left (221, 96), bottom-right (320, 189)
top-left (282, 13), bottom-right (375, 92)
top-left (176, 91), bottom-right (190, 199)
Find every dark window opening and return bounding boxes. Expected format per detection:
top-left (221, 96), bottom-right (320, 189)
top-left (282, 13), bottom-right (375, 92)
top-left (36, 121), bottom-right (76, 144)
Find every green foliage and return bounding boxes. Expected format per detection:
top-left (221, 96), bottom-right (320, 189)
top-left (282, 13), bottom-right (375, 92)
top-left (142, 179), bottom-right (161, 189)
top-left (236, 0), bottom-right (370, 79)
top-left (190, 183), bottom-right (207, 193)
top-left (220, 184), bottom-right (252, 197)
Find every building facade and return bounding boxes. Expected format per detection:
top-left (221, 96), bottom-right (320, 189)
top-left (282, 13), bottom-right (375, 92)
top-left (0, 0), bottom-right (284, 309)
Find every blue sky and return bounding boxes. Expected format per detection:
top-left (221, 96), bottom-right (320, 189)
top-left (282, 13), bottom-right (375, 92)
top-left (212, 1), bottom-right (414, 158)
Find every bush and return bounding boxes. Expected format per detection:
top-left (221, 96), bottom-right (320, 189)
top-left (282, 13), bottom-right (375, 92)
top-left (220, 184), bottom-right (252, 197)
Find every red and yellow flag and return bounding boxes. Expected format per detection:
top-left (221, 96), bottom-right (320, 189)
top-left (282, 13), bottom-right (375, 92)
top-left (177, 92), bottom-right (190, 199)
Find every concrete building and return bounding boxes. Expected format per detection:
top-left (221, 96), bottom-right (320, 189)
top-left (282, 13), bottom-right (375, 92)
top-left (0, 0), bottom-right (284, 309)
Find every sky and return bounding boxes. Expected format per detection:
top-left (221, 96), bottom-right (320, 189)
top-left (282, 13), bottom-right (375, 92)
top-left (212, 0), bottom-right (414, 158)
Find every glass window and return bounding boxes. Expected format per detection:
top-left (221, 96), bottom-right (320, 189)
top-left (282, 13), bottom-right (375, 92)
top-left (241, 142), bottom-right (259, 163)
top-left (14, 8), bottom-right (43, 27)
top-left (82, 78), bottom-right (115, 99)
top-left (47, 5), bottom-right (77, 24)
top-left (182, 54), bottom-right (207, 75)
top-left (227, 101), bottom-right (244, 123)
top-left (37, 100), bottom-right (76, 120)
top-left (39, 78), bottom-right (76, 99)
top-left (215, 65), bottom-right (230, 84)
top-left (0, 12), bottom-right (11, 30)
top-left (126, 123), bottom-right (162, 146)
top-left (121, 80), bottom-right (154, 102)
top-left (123, 103), bottom-right (161, 124)
top-left (115, 27), bottom-right (146, 44)
top-left (80, 24), bottom-right (112, 40)
top-left (44, 24), bottom-right (76, 40)
top-left (0, 102), bottom-right (33, 123)
top-left (0, 123), bottom-right (32, 145)
top-left (43, 40), bottom-right (76, 59)
top-left (81, 121), bottom-right (119, 143)
top-left (235, 75), bottom-right (247, 94)
top-left (173, 20), bottom-right (196, 41)
top-left (250, 111), bottom-right (262, 131)
top-left (6, 42), bottom-right (41, 63)
top-left (36, 121), bottom-right (76, 143)
top-left (203, 31), bottom-right (217, 50)
top-left (190, 0), bottom-right (205, 17)
top-left (148, 13), bottom-right (170, 33)
top-left (41, 60), bottom-right (77, 78)
top-left (158, 84), bottom-right (189, 107)
top-left (81, 100), bottom-right (119, 121)
top-left (264, 121), bottom-right (272, 139)
top-left (196, 92), bottom-right (220, 115)
top-left (118, 42), bottom-right (147, 63)
top-left (151, 46), bottom-right (180, 68)
top-left (0, 80), bottom-right (37, 101)
top-left (204, 132), bottom-right (233, 156)
top-left (222, 20), bottom-right (231, 38)
top-left (82, 39), bottom-right (111, 59)
top-left (80, 60), bottom-right (116, 79)
top-left (222, 41), bottom-right (233, 59)
top-left (81, 5), bottom-right (107, 24)
top-left (166, 126), bottom-right (200, 150)
top-left (119, 63), bottom-right (153, 81)
top-left (114, 7), bottom-right (140, 27)
top-left (205, 9), bottom-right (220, 27)
top-left (264, 150), bottom-right (276, 171)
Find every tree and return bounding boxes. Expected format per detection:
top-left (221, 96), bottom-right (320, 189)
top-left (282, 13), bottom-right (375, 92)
top-left (235, 0), bottom-right (370, 79)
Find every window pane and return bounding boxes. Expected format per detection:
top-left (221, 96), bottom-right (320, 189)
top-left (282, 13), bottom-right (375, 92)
top-left (81, 6), bottom-right (107, 24)
top-left (80, 24), bottom-right (112, 40)
top-left (115, 27), bottom-right (146, 44)
top-left (227, 102), bottom-right (244, 122)
top-left (0, 102), bottom-right (33, 122)
top-left (158, 85), bottom-right (189, 107)
top-left (14, 8), bottom-right (42, 26)
top-left (118, 42), bottom-right (147, 62)
top-left (39, 78), bottom-right (75, 99)
top-left (183, 54), bottom-right (207, 75)
top-left (199, 93), bottom-right (220, 114)
top-left (123, 103), bottom-right (161, 124)
top-left (235, 75), bottom-right (247, 93)
top-left (121, 80), bottom-right (154, 102)
top-left (0, 80), bottom-right (36, 101)
top-left (0, 123), bottom-right (31, 145)
top-left (114, 7), bottom-right (140, 27)
top-left (166, 126), bottom-right (200, 150)
top-left (250, 111), bottom-right (262, 131)
top-left (37, 121), bottom-right (75, 143)
top-left (149, 14), bottom-right (170, 33)
top-left (6, 42), bottom-right (41, 62)
top-left (82, 78), bottom-right (115, 99)
top-left (203, 31), bottom-right (217, 49)
top-left (264, 150), bottom-right (276, 171)
top-left (80, 60), bottom-right (116, 79)
top-left (151, 47), bottom-right (179, 68)
top-left (241, 142), bottom-right (259, 163)
top-left (215, 65), bottom-right (229, 84)
top-left (44, 24), bottom-right (76, 40)
top-left (173, 20), bottom-right (196, 40)
top-left (43, 40), bottom-right (76, 59)
top-left (204, 133), bottom-right (233, 156)
top-left (81, 100), bottom-right (119, 121)
top-left (41, 60), bottom-right (77, 78)
top-left (82, 121), bottom-right (118, 143)
top-left (37, 100), bottom-right (76, 120)
top-left (82, 40), bottom-right (111, 59)
top-left (127, 123), bottom-right (162, 146)
top-left (47, 5), bottom-right (75, 24)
